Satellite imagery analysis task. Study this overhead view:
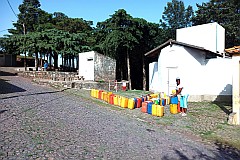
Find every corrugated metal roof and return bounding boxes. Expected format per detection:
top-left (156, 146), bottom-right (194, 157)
top-left (145, 39), bottom-right (221, 58)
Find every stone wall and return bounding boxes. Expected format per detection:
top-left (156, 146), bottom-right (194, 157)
top-left (94, 52), bottom-right (116, 81)
top-left (19, 71), bottom-right (125, 91)
top-left (32, 79), bottom-right (124, 91)
top-left (19, 71), bottom-right (79, 81)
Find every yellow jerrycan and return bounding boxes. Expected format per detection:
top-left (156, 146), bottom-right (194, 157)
top-left (170, 104), bottom-right (178, 114)
top-left (121, 97), bottom-right (128, 108)
top-left (152, 104), bottom-right (157, 116)
top-left (156, 105), bottom-right (164, 117)
top-left (113, 95), bottom-right (119, 106)
top-left (128, 98), bottom-right (135, 109)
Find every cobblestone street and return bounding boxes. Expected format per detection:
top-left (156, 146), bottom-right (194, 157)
top-left (0, 68), bottom-right (239, 159)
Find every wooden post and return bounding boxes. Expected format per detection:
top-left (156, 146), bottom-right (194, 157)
top-left (232, 55), bottom-right (240, 125)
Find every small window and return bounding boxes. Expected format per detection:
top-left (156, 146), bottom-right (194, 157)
top-left (87, 57), bottom-right (93, 61)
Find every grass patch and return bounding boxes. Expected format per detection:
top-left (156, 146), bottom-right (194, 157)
top-left (184, 125), bottom-right (192, 129)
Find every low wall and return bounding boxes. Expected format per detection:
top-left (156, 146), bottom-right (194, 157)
top-left (19, 71), bottom-right (124, 91)
top-left (32, 79), bottom-right (124, 91)
top-left (19, 71), bottom-right (79, 81)
top-left (189, 95), bottom-right (232, 103)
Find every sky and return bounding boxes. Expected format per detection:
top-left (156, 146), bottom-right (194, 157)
top-left (0, 0), bottom-right (208, 37)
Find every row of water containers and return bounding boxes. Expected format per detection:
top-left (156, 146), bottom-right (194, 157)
top-left (91, 89), bottom-right (180, 117)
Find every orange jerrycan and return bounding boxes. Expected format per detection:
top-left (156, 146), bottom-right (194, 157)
top-left (152, 104), bottom-right (157, 116)
top-left (170, 104), bottom-right (178, 114)
top-left (156, 105), bottom-right (164, 117)
top-left (128, 98), bottom-right (135, 109)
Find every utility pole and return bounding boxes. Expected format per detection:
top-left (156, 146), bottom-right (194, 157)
top-left (22, 23), bottom-right (27, 71)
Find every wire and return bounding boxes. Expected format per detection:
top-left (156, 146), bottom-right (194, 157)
top-left (6, 0), bottom-right (18, 18)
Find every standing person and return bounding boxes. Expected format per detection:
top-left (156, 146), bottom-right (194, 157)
top-left (43, 61), bottom-right (48, 71)
top-left (175, 77), bottom-right (189, 116)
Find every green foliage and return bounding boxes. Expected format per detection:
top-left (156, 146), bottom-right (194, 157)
top-left (160, 0), bottom-right (194, 39)
top-left (94, 9), bottom-right (162, 88)
top-left (193, 0), bottom-right (240, 48)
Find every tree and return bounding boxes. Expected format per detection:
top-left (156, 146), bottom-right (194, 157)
top-left (160, 0), bottom-right (194, 39)
top-left (94, 9), bottom-right (139, 88)
top-left (94, 9), bottom-right (162, 89)
top-left (193, 0), bottom-right (240, 48)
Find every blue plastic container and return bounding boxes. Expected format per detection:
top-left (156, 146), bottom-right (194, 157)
top-left (134, 98), bottom-right (137, 108)
top-left (162, 99), bottom-right (166, 106)
top-left (147, 102), bottom-right (153, 114)
top-left (170, 97), bottom-right (178, 104)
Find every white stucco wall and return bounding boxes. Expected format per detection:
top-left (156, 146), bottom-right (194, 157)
top-left (79, 51), bottom-right (95, 80)
top-left (149, 62), bottom-right (159, 92)
top-left (203, 58), bottom-right (232, 95)
top-left (157, 44), bottom-right (206, 96)
top-left (151, 44), bottom-right (232, 101)
top-left (176, 22), bottom-right (225, 54)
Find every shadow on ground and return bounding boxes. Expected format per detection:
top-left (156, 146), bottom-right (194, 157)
top-left (213, 84), bottom-right (232, 115)
top-left (0, 70), bottom-right (17, 76)
top-left (0, 89), bottom-right (67, 100)
top-left (212, 101), bottom-right (232, 115)
top-left (0, 78), bottom-right (26, 94)
top-left (161, 141), bottom-right (240, 160)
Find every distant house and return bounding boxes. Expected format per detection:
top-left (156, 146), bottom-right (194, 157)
top-left (0, 53), bottom-right (16, 67)
top-left (145, 22), bottom-right (232, 102)
top-left (78, 51), bottom-right (116, 81)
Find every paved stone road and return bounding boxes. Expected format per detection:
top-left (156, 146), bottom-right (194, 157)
top-left (0, 69), bottom-right (238, 159)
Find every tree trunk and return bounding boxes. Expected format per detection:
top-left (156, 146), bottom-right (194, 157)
top-left (35, 51), bottom-right (38, 71)
top-left (49, 51), bottom-right (52, 70)
top-left (64, 54), bottom-right (66, 67)
top-left (127, 49), bottom-right (132, 90)
top-left (72, 54), bottom-right (75, 70)
top-left (53, 51), bottom-right (58, 70)
top-left (24, 51), bottom-right (27, 71)
top-left (40, 52), bottom-right (43, 70)
top-left (142, 54), bottom-right (146, 91)
top-left (61, 53), bottom-right (63, 68)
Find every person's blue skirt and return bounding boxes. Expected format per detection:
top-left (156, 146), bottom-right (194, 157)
top-left (180, 94), bottom-right (189, 108)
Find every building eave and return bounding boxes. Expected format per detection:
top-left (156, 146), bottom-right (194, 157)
top-left (145, 39), bottom-right (222, 59)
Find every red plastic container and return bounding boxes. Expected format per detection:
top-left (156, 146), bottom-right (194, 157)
top-left (98, 90), bottom-right (103, 99)
top-left (136, 98), bottom-right (142, 108)
top-left (109, 94), bottom-right (114, 105)
top-left (177, 101), bottom-right (181, 113)
top-left (141, 101), bottom-right (151, 113)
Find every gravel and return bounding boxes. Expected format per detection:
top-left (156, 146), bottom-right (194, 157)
top-left (0, 69), bottom-right (239, 159)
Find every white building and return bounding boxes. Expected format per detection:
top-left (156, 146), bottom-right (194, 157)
top-left (145, 22), bottom-right (232, 102)
top-left (78, 51), bottom-right (116, 81)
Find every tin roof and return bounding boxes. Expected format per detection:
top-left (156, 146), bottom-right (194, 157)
top-left (145, 39), bottom-right (222, 58)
